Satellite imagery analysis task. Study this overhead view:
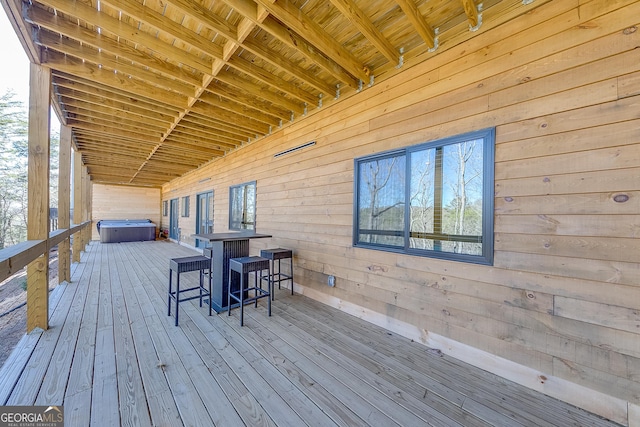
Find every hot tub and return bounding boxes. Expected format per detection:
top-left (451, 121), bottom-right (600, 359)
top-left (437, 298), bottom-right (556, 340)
top-left (97, 219), bottom-right (156, 243)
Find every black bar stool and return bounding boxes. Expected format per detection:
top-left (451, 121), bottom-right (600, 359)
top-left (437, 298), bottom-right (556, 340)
top-left (227, 256), bottom-right (271, 326)
top-left (168, 255), bottom-right (212, 326)
top-left (260, 248), bottom-right (293, 300)
top-left (203, 247), bottom-right (214, 287)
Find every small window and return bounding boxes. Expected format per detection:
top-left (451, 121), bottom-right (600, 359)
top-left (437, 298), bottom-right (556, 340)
top-left (354, 128), bottom-right (494, 265)
top-left (181, 196), bottom-right (190, 217)
top-left (162, 200), bottom-right (168, 217)
top-left (229, 181), bottom-right (256, 230)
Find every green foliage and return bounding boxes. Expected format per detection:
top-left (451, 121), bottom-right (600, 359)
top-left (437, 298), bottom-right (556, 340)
top-left (0, 90), bottom-right (62, 249)
top-left (0, 90), bottom-right (28, 249)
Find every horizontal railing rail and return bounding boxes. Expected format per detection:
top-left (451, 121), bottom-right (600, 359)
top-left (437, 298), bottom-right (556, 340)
top-left (0, 221), bottom-right (91, 283)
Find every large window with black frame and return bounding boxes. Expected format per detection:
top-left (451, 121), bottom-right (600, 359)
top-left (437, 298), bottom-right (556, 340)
top-left (354, 128), bottom-right (495, 265)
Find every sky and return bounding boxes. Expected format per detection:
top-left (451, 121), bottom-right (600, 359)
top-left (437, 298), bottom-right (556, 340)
top-left (1, 8), bottom-right (60, 130)
top-left (1, 10), bottom-right (31, 104)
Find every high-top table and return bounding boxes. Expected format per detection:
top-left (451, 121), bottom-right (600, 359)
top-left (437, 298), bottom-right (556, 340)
top-left (193, 232), bottom-right (272, 312)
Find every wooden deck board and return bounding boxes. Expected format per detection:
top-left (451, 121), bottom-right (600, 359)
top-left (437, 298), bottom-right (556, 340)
top-left (0, 252), bottom-right (87, 405)
top-left (131, 242), bottom-right (308, 427)
top-left (217, 309), bottom-right (369, 427)
top-left (277, 297), bottom-right (537, 426)
top-left (265, 300), bottom-right (492, 427)
top-left (112, 243), bottom-right (184, 427)
top-left (240, 306), bottom-right (454, 427)
top-left (58, 249), bottom-right (98, 426)
top-left (289, 295), bottom-right (603, 427)
top-left (121, 242), bottom-right (245, 427)
top-left (0, 241), bottom-right (622, 427)
top-left (5, 246), bottom-right (96, 405)
top-left (109, 244), bottom-right (154, 427)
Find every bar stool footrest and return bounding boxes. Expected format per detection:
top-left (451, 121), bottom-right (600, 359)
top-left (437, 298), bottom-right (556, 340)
top-left (228, 286), bottom-right (270, 305)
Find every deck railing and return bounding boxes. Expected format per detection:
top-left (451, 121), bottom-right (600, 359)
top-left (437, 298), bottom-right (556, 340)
top-left (0, 221), bottom-right (91, 289)
top-left (0, 221), bottom-right (91, 332)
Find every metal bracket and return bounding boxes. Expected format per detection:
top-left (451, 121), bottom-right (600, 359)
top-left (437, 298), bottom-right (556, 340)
top-left (335, 84), bottom-right (341, 100)
top-left (397, 47), bottom-right (404, 69)
top-left (358, 79), bottom-right (363, 92)
top-left (318, 93), bottom-right (323, 108)
top-left (428, 28), bottom-right (440, 53)
top-left (368, 74), bottom-right (375, 87)
top-left (470, 4), bottom-right (483, 32)
top-left (522, 0), bottom-right (534, 4)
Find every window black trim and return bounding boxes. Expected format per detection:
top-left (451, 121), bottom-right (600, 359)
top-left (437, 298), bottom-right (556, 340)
top-left (353, 128), bottom-right (494, 265)
top-left (181, 195), bottom-right (190, 217)
top-left (229, 180), bottom-right (256, 231)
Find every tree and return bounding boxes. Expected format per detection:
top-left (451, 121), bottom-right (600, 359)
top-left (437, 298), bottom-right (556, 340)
top-left (447, 140), bottom-right (482, 253)
top-left (0, 90), bottom-right (60, 249)
top-left (359, 155), bottom-right (405, 246)
top-left (0, 90), bottom-right (28, 248)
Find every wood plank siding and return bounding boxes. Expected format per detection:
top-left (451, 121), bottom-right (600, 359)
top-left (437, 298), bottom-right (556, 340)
top-left (0, 241), bottom-right (621, 426)
top-left (91, 184), bottom-right (162, 240)
top-left (161, 1), bottom-right (640, 424)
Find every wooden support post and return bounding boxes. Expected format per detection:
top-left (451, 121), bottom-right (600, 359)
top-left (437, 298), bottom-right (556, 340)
top-left (88, 175), bottom-right (93, 242)
top-left (72, 150), bottom-right (83, 263)
top-left (58, 125), bottom-right (72, 283)
top-left (26, 64), bottom-right (51, 333)
top-left (82, 166), bottom-right (91, 247)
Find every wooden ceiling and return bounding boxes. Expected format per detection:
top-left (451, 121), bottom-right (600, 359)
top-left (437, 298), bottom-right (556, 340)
top-left (2, 0), bottom-right (534, 187)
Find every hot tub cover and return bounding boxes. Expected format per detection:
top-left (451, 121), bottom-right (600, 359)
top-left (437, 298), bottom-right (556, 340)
top-left (98, 219), bottom-right (156, 243)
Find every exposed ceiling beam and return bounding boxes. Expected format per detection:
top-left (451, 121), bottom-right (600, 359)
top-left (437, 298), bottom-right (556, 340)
top-left (45, 51), bottom-right (190, 108)
top-left (65, 111), bottom-right (166, 135)
top-left (254, 0), bottom-right (371, 83)
top-left (164, 0), bottom-right (335, 96)
top-left (165, 128), bottom-right (237, 146)
top-left (26, 6), bottom-right (203, 88)
top-left (56, 95), bottom-right (173, 129)
top-left (394, 0), bottom-right (438, 50)
top-left (204, 84), bottom-right (291, 122)
top-left (52, 74), bottom-right (181, 118)
top-left (179, 114), bottom-right (255, 140)
top-left (461, 0), bottom-right (481, 30)
top-left (35, 29), bottom-right (197, 97)
top-left (328, 0), bottom-right (400, 64)
top-left (217, 0), bottom-right (359, 88)
top-left (99, 0), bottom-right (223, 59)
top-left (214, 70), bottom-right (305, 115)
top-left (36, 0), bottom-right (212, 73)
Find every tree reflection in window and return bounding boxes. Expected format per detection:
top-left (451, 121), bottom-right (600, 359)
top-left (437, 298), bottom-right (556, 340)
top-left (357, 154), bottom-right (405, 247)
top-left (229, 181), bottom-right (256, 230)
top-left (355, 129), bottom-right (494, 265)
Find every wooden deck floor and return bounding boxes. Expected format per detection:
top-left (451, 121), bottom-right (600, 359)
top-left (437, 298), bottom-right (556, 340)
top-left (0, 240), bottom-right (620, 426)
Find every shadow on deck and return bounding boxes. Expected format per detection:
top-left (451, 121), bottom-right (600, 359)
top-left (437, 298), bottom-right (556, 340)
top-left (0, 241), bottom-right (620, 426)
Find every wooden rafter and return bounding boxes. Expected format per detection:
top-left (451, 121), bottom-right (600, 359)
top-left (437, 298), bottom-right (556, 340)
top-left (255, 0), bottom-right (372, 82)
top-left (2, 0), bottom-right (517, 187)
top-left (328, 0), bottom-right (400, 64)
top-left (461, 0), bottom-right (480, 30)
top-left (36, 0), bottom-right (211, 73)
top-left (26, 6), bottom-right (203, 87)
top-left (394, 0), bottom-right (438, 50)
